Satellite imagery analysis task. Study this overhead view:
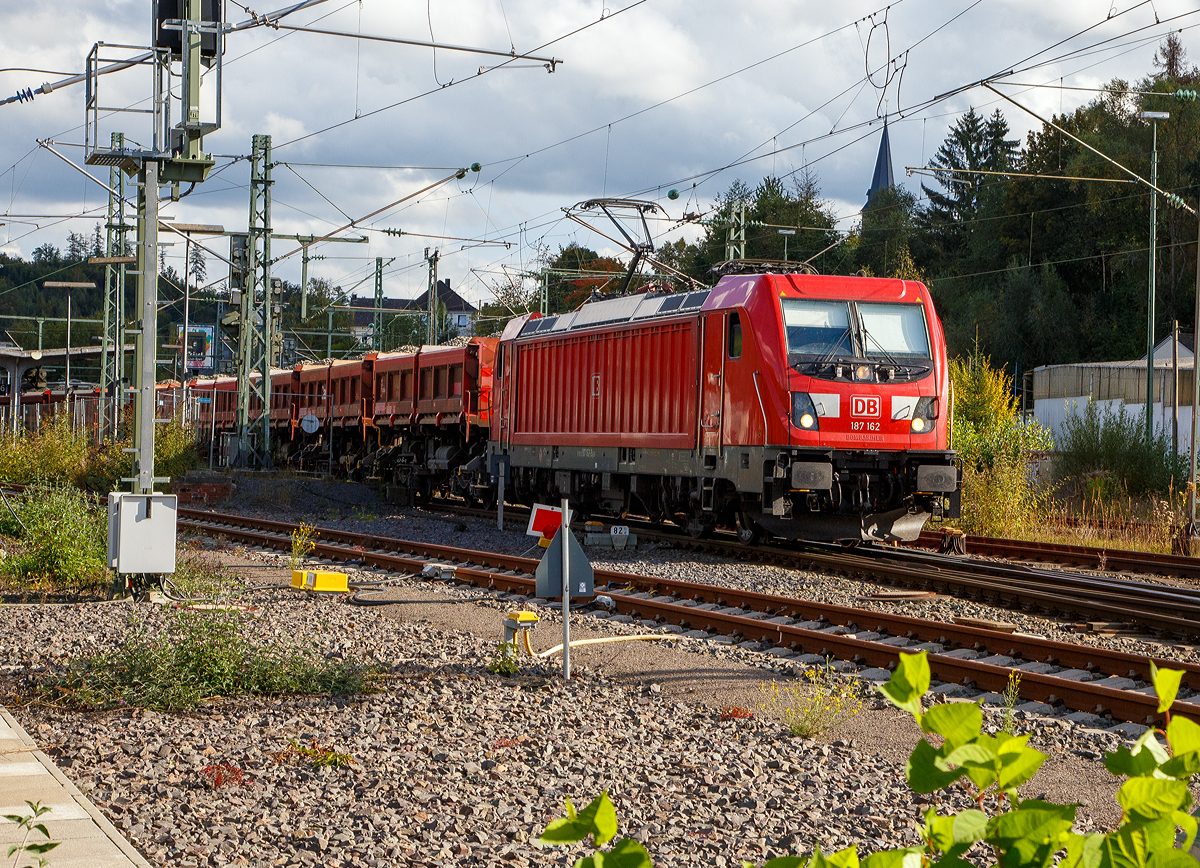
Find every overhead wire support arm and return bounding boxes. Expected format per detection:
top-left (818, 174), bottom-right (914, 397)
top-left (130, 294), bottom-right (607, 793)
top-left (1, 1), bottom-right (333, 108)
top-left (905, 165), bottom-right (1136, 184)
top-left (271, 165), bottom-right (482, 265)
top-left (269, 24), bottom-right (563, 69)
top-left (34, 139), bottom-right (242, 270)
top-left (981, 82), bottom-right (1195, 214)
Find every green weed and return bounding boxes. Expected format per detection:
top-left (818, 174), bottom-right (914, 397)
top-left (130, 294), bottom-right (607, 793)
top-left (40, 609), bottom-right (381, 712)
top-left (487, 641), bottom-right (521, 677)
top-left (0, 484), bottom-right (108, 595)
top-left (758, 664), bottom-right (866, 738)
top-left (289, 522), bottom-right (317, 570)
top-left (3, 800), bottom-right (59, 868)
top-left (274, 739), bottom-right (354, 770)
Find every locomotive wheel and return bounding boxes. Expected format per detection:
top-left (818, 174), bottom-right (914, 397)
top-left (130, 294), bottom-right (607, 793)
top-left (734, 508), bottom-right (762, 545)
top-left (685, 510), bottom-right (714, 539)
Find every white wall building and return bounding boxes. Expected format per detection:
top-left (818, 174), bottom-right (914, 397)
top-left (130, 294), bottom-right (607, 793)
top-left (1031, 333), bottom-right (1195, 454)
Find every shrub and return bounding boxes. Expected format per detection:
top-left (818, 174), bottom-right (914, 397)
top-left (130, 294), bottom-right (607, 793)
top-left (950, 352), bottom-right (1052, 536)
top-left (41, 609), bottom-right (381, 712)
top-left (758, 664), bottom-right (865, 737)
top-left (1056, 400), bottom-right (1186, 496)
top-left (0, 413), bottom-right (89, 487)
top-left (0, 412), bottom-right (198, 494)
top-left (0, 484), bottom-right (108, 594)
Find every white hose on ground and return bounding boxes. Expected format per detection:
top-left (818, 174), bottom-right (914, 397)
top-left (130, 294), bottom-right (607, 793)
top-left (535, 634), bottom-right (681, 659)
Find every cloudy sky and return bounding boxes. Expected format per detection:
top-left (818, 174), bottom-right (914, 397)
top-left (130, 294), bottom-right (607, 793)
top-left (1, 0), bottom-right (1198, 307)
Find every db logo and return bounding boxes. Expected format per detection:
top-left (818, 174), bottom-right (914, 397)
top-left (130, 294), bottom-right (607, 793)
top-left (851, 395), bottom-right (880, 417)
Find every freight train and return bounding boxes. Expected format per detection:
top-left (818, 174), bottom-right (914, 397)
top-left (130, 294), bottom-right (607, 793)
top-left (192, 270), bottom-right (960, 543)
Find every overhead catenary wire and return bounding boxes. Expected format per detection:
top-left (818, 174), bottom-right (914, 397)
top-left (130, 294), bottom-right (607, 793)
top-left (273, 0), bottom-right (650, 150)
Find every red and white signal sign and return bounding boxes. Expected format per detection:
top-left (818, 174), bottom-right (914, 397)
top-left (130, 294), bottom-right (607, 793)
top-left (850, 395), bottom-right (880, 417)
top-left (525, 503), bottom-right (575, 538)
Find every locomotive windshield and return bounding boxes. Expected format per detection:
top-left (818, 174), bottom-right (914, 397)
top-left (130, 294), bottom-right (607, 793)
top-left (781, 299), bottom-right (853, 357)
top-left (781, 299), bottom-right (930, 360)
top-left (857, 303), bottom-right (931, 359)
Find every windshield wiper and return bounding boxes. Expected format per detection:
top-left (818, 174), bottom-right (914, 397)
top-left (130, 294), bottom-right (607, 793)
top-left (858, 325), bottom-right (903, 369)
top-left (810, 328), bottom-right (852, 371)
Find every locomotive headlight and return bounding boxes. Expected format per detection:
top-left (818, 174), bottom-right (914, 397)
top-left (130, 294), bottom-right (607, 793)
top-left (912, 396), bottom-right (938, 433)
top-left (792, 393), bottom-right (819, 431)
top-left (854, 364), bottom-right (872, 381)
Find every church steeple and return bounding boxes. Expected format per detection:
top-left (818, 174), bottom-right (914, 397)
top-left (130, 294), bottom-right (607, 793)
top-left (866, 118), bottom-right (895, 205)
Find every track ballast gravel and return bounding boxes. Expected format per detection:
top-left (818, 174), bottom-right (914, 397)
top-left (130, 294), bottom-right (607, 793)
top-left (4, 483), bottom-right (1200, 867)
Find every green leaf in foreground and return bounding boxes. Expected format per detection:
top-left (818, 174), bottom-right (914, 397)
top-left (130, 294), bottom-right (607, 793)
top-left (1115, 778), bottom-right (1192, 822)
top-left (907, 739), bottom-right (967, 794)
top-left (538, 792), bottom-right (619, 847)
top-left (577, 837), bottom-right (653, 868)
top-left (879, 651), bottom-right (931, 719)
top-left (1150, 662), bottom-right (1184, 715)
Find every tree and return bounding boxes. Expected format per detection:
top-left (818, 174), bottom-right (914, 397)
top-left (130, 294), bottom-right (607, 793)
top-left (857, 184), bottom-right (918, 278)
top-left (475, 271), bottom-right (540, 336)
top-left (919, 108), bottom-right (1017, 262)
top-left (91, 223), bottom-right (104, 258)
top-left (31, 244), bottom-right (59, 263)
top-left (65, 232), bottom-right (90, 261)
top-left (544, 243), bottom-right (627, 313)
top-left (188, 245), bottom-right (207, 288)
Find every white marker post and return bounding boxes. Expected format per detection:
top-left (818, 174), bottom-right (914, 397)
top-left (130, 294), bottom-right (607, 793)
top-left (561, 496), bottom-right (570, 681)
top-left (497, 460), bottom-right (505, 531)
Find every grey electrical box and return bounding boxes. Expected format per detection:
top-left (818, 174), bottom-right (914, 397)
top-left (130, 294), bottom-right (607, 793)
top-left (107, 494), bottom-right (178, 575)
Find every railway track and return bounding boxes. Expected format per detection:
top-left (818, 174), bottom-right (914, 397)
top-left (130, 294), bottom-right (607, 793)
top-left (179, 506), bottom-right (1200, 728)
top-left (420, 498), bottom-right (1200, 638)
top-left (912, 530), bottom-right (1200, 581)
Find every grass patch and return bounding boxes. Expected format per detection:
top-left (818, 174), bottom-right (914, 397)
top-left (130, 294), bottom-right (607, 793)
top-left (0, 412), bottom-right (197, 493)
top-left (40, 609), bottom-right (381, 712)
top-left (0, 484), bottom-right (108, 597)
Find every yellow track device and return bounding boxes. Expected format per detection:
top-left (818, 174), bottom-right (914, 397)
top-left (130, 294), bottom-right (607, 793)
top-left (291, 570), bottom-right (349, 592)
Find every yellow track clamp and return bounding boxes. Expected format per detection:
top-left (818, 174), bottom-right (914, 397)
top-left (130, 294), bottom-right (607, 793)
top-left (502, 610), bottom-right (540, 655)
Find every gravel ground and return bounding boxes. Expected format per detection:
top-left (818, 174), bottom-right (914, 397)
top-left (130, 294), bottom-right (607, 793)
top-left (3, 512), bottom-right (1197, 868)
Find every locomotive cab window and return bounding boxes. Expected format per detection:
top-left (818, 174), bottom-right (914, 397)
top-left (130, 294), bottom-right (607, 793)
top-left (780, 299), bottom-right (853, 357)
top-left (727, 313), bottom-right (742, 359)
top-left (857, 303), bottom-right (931, 359)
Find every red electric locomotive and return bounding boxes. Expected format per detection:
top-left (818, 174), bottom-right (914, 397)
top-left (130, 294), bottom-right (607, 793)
top-left (487, 270), bottom-right (959, 543)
